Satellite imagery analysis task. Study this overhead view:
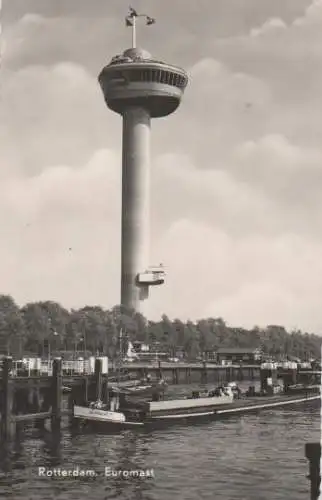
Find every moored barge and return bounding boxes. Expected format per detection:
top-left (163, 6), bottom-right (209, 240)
top-left (73, 380), bottom-right (320, 431)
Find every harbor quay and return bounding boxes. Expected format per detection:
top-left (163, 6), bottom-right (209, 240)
top-left (4, 356), bottom-right (261, 384)
top-left (0, 355), bottom-right (320, 498)
top-left (0, 356), bottom-right (319, 441)
top-left (4, 356), bottom-right (318, 386)
top-left (116, 361), bottom-right (260, 385)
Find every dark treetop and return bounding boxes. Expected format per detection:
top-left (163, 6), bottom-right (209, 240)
top-left (0, 294), bottom-right (320, 361)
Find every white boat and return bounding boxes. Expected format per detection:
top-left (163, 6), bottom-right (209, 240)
top-left (73, 327), bottom-right (167, 426)
top-left (74, 404), bottom-right (126, 423)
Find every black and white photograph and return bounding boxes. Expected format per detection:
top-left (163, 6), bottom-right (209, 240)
top-left (0, 1), bottom-right (321, 499)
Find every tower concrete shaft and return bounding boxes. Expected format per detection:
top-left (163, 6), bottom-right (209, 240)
top-left (121, 107), bottom-right (150, 311)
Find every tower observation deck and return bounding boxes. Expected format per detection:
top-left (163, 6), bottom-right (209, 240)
top-left (98, 8), bottom-right (188, 313)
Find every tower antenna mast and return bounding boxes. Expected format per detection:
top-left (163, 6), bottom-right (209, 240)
top-left (125, 7), bottom-right (156, 49)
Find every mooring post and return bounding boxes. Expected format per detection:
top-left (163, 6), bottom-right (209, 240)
top-left (51, 358), bottom-right (62, 432)
top-left (83, 378), bottom-right (89, 404)
top-left (68, 387), bottom-right (78, 429)
top-left (158, 360), bottom-right (162, 379)
top-left (305, 443), bottom-right (321, 500)
top-left (35, 387), bottom-right (50, 430)
top-left (94, 358), bottom-right (103, 401)
top-left (0, 357), bottom-right (15, 440)
top-left (201, 361), bottom-right (207, 384)
top-left (102, 377), bottom-right (109, 405)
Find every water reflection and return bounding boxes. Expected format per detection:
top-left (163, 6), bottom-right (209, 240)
top-left (0, 437), bottom-right (24, 497)
top-left (0, 437), bottom-right (23, 473)
top-left (0, 401), bottom-right (319, 500)
top-left (101, 431), bottom-right (155, 500)
top-left (0, 428), bottom-right (156, 499)
top-left (41, 430), bottom-right (62, 467)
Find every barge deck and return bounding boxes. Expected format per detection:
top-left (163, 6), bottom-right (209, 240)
top-left (74, 391), bottom-right (320, 432)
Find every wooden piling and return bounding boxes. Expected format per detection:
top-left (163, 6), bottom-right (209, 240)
top-left (84, 377), bottom-right (89, 404)
top-left (0, 357), bottom-right (16, 440)
top-left (172, 368), bottom-right (178, 384)
top-left (94, 358), bottom-right (103, 401)
top-left (102, 378), bottom-right (109, 405)
top-left (39, 387), bottom-right (52, 412)
top-left (158, 360), bottom-right (163, 380)
top-left (201, 361), bottom-right (207, 384)
top-left (68, 389), bottom-right (77, 428)
top-left (305, 443), bottom-right (321, 500)
top-left (31, 387), bottom-right (41, 412)
top-left (51, 358), bottom-right (62, 432)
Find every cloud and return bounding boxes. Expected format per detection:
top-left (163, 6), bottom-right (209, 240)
top-left (250, 18), bottom-right (287, 38)
top-left (205, 282), bottom-right (322, 331)
top-left (163, 58), bottom-right (274, 163)
top-left (230, 135), bottom-right (322, 208)
top-left (0, 149), bottom-right (121, 308)
top-left (1, 0), bottom-right (322, 333)
top-left (293, 0), bottom-right (322, 25)
top-left (152, 152), bottom-right (276, 237)
top-left (5, 138), bottom-right (320, 330)
top-left (0, 61), bottom-right (119, 176)
top-left (249, 0), bottom-right (322, 37)
top-left (214, 0), bottom-right (322, 102)
top-left (158, 221), bottom-right (322, 332)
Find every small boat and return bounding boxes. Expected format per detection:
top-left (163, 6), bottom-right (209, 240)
top-left (73, 401), bottom-right (127, 424)
top-left (109, 378), bottom-right (167, 398)
top-left (74, 327), bottom-right (168, 426)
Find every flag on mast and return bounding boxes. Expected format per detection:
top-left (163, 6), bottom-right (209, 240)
top-left (125, 6), bottom-right (137, 26)
top-left (129, 6), bottom-right (138, 17)
top-left (125, 8), bottom-right (156, 27)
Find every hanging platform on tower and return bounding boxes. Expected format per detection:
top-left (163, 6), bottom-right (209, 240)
top-left (136, 265), bottom-right (165, 286)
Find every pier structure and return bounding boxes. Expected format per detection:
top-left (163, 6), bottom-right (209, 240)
top-left (260, 361), bottom-right (278, 394)
top-left (0, 356), bottom-right (319, 441)
top-left (98, 8), bottom-right (188, 313)
top-left (0, 356), bottom-right (107, 441)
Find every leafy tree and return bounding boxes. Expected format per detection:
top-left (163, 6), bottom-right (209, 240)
top-left (0, 295), bottom-right (25, 356)
top-left (0, 295), bottom-right (320, 361)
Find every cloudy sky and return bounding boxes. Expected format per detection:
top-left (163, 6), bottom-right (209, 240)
top-left (1, 0), bottom-right (322, 331)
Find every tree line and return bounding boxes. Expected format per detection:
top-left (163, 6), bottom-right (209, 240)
top-left (0, 294), bottom-right (321, 361)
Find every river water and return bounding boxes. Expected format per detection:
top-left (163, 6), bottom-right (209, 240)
top-left (0, 383), bottom-right (320, 500)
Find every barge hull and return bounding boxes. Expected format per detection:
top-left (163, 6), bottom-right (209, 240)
top-left (215, 394), bottom-right (320, 416)
top-left (73, 393), bottom-right (320, 433)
